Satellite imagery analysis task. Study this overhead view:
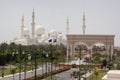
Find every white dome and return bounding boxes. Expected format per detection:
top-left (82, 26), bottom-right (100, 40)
top-left (57, 33), bottom-right (63, 40)
top-left (41, 34), bottom-right (48, 41)
top-left (49, 29), bottom-right (58, 38)
top-left (23, 28), bottom-right (30, 36)
top-left (36, 24), bottom-right (44, 30)
top-left (36, 25), bottom-right (45, 36)
top-left (23, 27), bottom-right (29, 31)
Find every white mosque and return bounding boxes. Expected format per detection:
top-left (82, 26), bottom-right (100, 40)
top-left (12, 10), bottom-right (65, 45)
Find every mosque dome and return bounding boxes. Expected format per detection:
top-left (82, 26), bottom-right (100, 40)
top-left (49, 29), bottom-right (58, 38)
top-left (41, 34), bottom-right (48, 41)
top-left (23, 27), bottom-right (30, 37)
top-left (57, 33), bottom-right (63, 40)
top-left (36, 24), bottom-right (45, 37)
top-left (23, 27), bottom-right (29, 31)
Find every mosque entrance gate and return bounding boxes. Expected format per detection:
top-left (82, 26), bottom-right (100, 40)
top-left (66, 34), bottom-right (115, 61)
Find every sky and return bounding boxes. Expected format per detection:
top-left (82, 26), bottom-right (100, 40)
top-left (0, 0), bottom-right (120, 46)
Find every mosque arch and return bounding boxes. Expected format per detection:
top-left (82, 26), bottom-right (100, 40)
top-left (91, 42), bottom-right (106, 48)
top-left (74, 41), bottom-right (89, 50)
top-left (91, 42), bottom-right (106, 54)
top-left (73, 41), bottom-right (90, 61)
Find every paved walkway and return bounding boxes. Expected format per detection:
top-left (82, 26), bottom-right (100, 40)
top-left (0, 67), bottom-right (92, 80)
top-left (42, 68), bottom-right (93, 80)
top-left (0, 68), bottom-right (42, 80)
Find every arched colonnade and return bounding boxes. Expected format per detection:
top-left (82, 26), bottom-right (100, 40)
top-left (66, 34), bottom-right (115, 61)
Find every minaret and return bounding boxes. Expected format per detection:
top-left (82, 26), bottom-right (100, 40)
top-left (31, 9), bottom-right (35, 39)
top-left (82, 12), bottom-right (86, 35)
top-left (66, 16), bottom-right (69, 63)
top-left (66, 16), bottom-right (69, 34)
top-left (21, 15), bottom-right (24, 37)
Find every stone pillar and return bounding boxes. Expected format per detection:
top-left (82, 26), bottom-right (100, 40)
top-left (67, 43), bottom-right (73, 62)
top-left (111, 45), bottom-right (114, 60)
top-left (88, 47), bottom-right (92, 61)
top-left (67, 44), bottom-right (73, 62)
top-left (71, 44), bottom-right (74, 61)
top-left (109, 45), bottom-right (114, 61)
top-left (66, 43), bottom-right (69, 63)
top-left (105, 45), bottom-right (109, 61)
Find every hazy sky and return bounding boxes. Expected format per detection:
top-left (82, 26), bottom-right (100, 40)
top-left (0, 0), bottom-right (120, 46)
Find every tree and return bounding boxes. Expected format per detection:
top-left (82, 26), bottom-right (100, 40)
top-left (92, 53), bottom-right (102, 64)
top-left (116, 63), bottom-right (120, 70)
top-left (0, 42), bottom-right (8, 77)
top-left (101, 54), bottom-right (108, 59)
top-left (0, 54), bottom-right (6, 67)
top-left (102, 59), bottom-right (107, 68)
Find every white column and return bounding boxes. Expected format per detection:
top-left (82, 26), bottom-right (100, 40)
top-left (88, 47), bottom-right (92, 60)
top-left (66, 43), bottom-right (69, 63)
top-left (70, 44), bottom-right (73, 61)
top-left (31, 9), bottom-right (35, 39)
top-left (110, 45), bottom-right (113, 60)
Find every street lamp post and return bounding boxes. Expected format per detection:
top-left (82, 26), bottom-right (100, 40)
top-left (43, 51), bottom-right (48, 74)
top-left (41, 53), bottom-right (44, 74)
top-left (18, 45), bottom-right (22, 80)
top-left (46, 46), bottom-right (54, 80)
top-left (79, 48), bottom-right (82, 80)
top-left (34, 47), bottom-right (37, 80)
top-left (28, 54), bottom-right (31, 61)
top-left (50, 51), bottom-right (56, 80)
top-left (18, 45), bottom-right (24, 80)
top-left (50, 55), bottom-right (54, 80)
top-left (23, 52), bottom-right (27, 80)
top-left (11, 52), bottom-right (15, 80)
top-left (24, 53), bottom-right (31, 79)
top-left (75, 46), bottom-right (82, 80)
top-left (45, 53), bottom-right (48, 74)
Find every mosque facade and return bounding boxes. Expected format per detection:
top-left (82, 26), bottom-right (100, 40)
top-left (12, 10), bottom-right (65, 45)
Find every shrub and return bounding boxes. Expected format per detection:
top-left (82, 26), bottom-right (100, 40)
top-left (116, 63), bottom-right (120, 70)
top-left (71, 64), bottom-right (76, 68)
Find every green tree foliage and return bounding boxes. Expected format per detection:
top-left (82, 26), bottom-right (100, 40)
top-left (102, 59), bottom-right (107, 67)
top-left (0, 42), bottom-right (67, 67)
top-left (0, 54), bottom-right (6, 66)
top-left (92, 53), bottom-right (102, 64)
top-left (116, 63), bottom-right (120, 70)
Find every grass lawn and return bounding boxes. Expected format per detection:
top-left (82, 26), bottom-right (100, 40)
top-left (0, 68), bottom-right (11, 76)
top-left (0, 61), bottom-right (42, 77)
top-left (0, 68), bottom-right (24, 77)
top-left (0, 65), bottom-right (32, 77)
top-left (87, 70), bottom-right (108, 80)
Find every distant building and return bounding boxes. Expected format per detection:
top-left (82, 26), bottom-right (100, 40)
top-left (12, 10), bottom-right (65, 45)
